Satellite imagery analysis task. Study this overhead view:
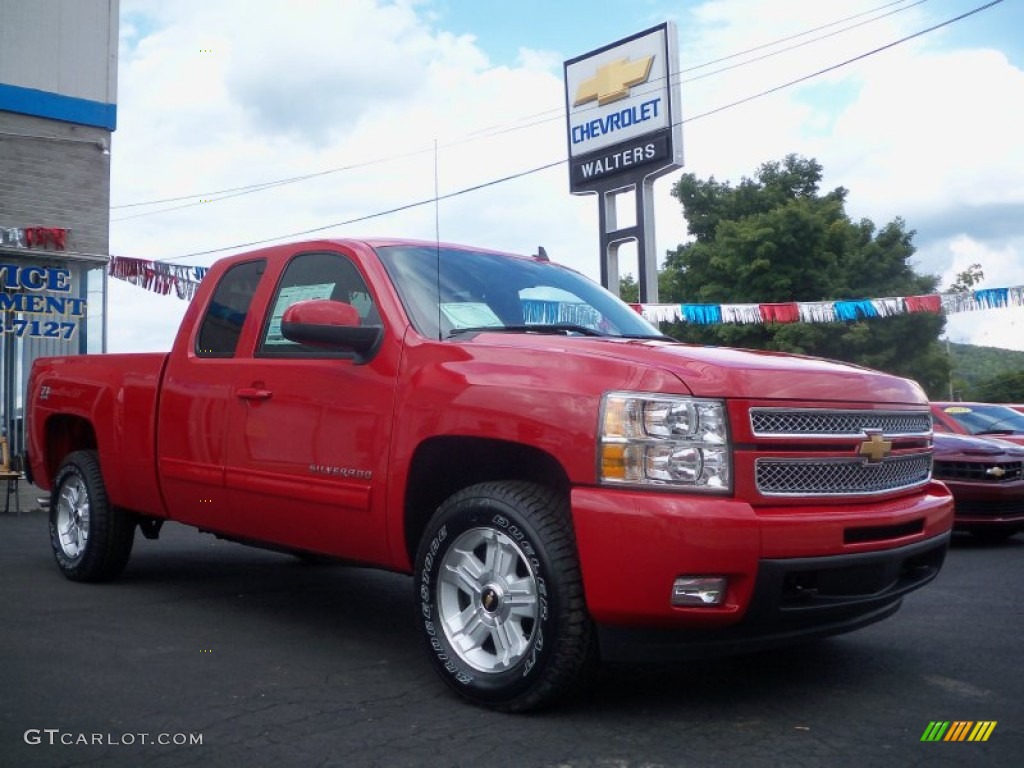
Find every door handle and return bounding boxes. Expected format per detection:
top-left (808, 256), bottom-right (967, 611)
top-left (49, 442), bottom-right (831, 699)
top-left (236, 387), bottom-right (273, 401)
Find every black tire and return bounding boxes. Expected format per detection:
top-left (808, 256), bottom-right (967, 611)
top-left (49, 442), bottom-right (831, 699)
top-left (49, 450), bottom-right (135, 582)
top-left (414, 480), bottom-right (594, 712)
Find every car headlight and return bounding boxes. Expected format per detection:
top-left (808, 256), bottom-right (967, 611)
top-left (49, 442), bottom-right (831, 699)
top-left (599, 392), bottom-right (731, 491)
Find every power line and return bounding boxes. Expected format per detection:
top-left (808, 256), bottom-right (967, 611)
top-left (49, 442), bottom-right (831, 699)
top-left (681, 0), bottom-right (930, 84)
top-left (684, 0), bottom-right (1002, 123)
top-left (165, 159), bottom-right (566, 261)
top-left (148, 0), bottom-right (1005, 262)
top-left (435, 0), bottom-right (921, 149)
top-left (110, 146), bottom-right (437, 212)
top-left (680, 0), bottom-right (917, 73)
top-left (110, 0), bottom-right (926, 215)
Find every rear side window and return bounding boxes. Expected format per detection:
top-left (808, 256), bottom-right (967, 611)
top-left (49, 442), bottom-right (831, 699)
top-left (196, 260), bottom-right (265, 358)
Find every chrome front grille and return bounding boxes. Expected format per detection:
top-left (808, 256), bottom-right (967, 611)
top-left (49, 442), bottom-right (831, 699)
top-left (755, 454), bottom-right (933, 496)
top-left (933, 460), bottom-right (1024, 483)
top-left (750, 409), bottom-right (931, 437)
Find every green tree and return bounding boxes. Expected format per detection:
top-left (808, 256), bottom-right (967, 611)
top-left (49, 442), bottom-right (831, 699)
top-left (945, 342), bottom-right (1024, 401)
top-left (968, 371), bottom-right (1024, 402)
top-left (619, 274), bottom-right (639, 303)
top-left (660, 154), bottom-right (950, 395)
top-left (947, 263), bottom-right (984, 293)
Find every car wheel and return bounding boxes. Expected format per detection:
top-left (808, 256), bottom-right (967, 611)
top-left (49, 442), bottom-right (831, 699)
top-left (414, 480), bottom-right (594, 712)
top-left (50, 450), bottom-right (135, 582)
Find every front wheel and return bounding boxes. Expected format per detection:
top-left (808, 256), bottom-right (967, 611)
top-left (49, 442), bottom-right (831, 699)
top-left (414, 481), bottom-right (594, 712)
top-left (50, 450), bottom-right (135, 582)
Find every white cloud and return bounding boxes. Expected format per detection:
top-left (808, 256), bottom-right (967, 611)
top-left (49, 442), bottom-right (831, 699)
top-left (106, 0), bottom-right (1024, 355)
top-left (945, 305), bottom-right (1024, 352)
top-left (914, 234), bottom-right (1024, 351)
top-left (822, 48), bottom-right (1024, 224)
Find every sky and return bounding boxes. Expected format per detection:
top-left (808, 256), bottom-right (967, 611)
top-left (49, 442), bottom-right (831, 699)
top-left (107, 0), bottom-right (1024, 353)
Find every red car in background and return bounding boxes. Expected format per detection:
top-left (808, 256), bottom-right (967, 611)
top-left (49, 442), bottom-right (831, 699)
top-left (932, 432), bottom-right (1024, 542)
top-left (930, 402), bottom-right (1024, 446)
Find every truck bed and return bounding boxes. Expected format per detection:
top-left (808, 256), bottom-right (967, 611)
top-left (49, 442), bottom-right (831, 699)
top-left (29, 352), bottom-right (170, 517)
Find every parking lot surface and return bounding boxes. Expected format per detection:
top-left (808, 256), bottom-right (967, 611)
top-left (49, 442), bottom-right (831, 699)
top-left (1, 492), bottom-right (1021, 767)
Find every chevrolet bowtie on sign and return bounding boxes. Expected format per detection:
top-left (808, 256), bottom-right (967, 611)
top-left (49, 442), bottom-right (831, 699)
top-left (573, 56), bottom-right (654, 107)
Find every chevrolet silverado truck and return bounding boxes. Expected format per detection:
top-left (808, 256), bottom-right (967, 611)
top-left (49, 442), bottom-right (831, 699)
top-left (26, 238), bottom-right (954, 711)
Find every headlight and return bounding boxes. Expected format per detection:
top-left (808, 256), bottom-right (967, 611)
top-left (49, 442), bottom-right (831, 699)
top-left (599, 393), bottom-right (731, 491)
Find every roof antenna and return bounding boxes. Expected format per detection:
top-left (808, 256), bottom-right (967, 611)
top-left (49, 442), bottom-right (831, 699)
top-left (535, 246), bottom-right (549, 262)
top-left (434, 138), bottom-right (442, 340)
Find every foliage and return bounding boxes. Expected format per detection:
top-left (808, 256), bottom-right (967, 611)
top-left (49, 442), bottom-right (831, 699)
top-left (947, 343), bottom-right (1024, 401)
top-left (658, 154), bottom-right (951, 396)
top-left (947, 264), bottom-right (984, 294)
top-left (619, 274), bottom-right (639, 303)
top-left (971, 371), bottom-right (1024, 403)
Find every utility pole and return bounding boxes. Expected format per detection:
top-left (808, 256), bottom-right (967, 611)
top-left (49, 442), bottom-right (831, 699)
top-left (946, 338), bottom-right (955, 400)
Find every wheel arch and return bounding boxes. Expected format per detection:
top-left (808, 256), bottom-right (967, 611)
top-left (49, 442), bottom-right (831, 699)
top-left (42, 415), bottom-right (98, 486)
top-left (403, 436), bottom-right (570, 565)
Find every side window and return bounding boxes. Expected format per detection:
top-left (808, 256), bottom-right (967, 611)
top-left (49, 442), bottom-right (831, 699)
top-left (196, 259), bottom-right (265, 358)
top-left (258, 251), bottom-right (378, 357)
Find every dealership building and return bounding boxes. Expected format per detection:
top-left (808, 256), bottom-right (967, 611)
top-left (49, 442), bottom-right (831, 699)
top-left (0, 0), bottom-right (118, 456)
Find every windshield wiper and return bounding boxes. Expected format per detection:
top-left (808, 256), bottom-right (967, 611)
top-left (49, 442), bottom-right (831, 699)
top-left (979, 417), bottom-right (1023, 433)
top-left (447, 324), bottom-right (606, 339)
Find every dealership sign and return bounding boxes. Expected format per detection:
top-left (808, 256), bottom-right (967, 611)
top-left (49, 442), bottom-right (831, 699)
top-left (564, 23), bottom-right (682, 193)
top-left (0, 262), bottom-right (83, 339)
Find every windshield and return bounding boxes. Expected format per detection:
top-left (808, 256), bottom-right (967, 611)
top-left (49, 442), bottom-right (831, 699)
top-left (375, 245), bottom-right (664, 340)
top-left (939, 404), bottom-right (1024, 435)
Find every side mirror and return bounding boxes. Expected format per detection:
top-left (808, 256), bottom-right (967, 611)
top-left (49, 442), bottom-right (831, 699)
top-left (281, 299), bottom-right (382, 361)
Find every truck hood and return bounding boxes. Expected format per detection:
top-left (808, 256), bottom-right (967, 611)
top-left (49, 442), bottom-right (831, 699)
top-left (462, 334), bottom-right (928, 404)
top-left (933, 432), bottom-right (1024, 458)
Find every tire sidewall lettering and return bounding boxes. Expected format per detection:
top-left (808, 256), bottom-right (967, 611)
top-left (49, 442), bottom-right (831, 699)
top-left (418, 504), bottom-right (554, 695)
top-left (50, 464), bottom-right (88, 571)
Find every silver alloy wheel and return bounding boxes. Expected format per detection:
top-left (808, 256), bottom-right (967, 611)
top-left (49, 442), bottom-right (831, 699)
top-left (55, 474), bottom-right (90, 559)
top-left (437, 526), bottom-right (540, 673)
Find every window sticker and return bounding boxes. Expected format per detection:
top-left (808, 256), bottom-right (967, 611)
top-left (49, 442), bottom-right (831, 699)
top-left (265, 282), bottom-right (335, 345)
top-left (944, 406), bottom-right (972, 414)
top-left (440, 302), bottom-right (502, 329)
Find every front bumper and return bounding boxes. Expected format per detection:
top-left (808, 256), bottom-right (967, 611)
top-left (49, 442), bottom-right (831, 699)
top-left (570, 481), bottom-right (953, 655)
top-left (946, 481), bottom-right (1024, 529)
top-left (595, 534), bottom-right (948, 662)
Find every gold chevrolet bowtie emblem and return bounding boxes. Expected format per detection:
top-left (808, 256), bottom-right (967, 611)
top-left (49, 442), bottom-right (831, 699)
top-left (986, 466), bottom-right (1006, 478)
top-left (574, 55), bottom-right (655, 106)
top-left (859, 432), bottom-right (892, 463)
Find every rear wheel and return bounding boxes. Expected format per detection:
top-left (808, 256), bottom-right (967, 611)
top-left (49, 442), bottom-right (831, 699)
top-left (50, 450), bottom-right (135, 582)
top-left (414, 481), bottom-right (594, 712)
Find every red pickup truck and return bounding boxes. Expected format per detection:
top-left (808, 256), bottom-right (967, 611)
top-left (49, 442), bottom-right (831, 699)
top-left (27, 238), bottom-right (953, 711)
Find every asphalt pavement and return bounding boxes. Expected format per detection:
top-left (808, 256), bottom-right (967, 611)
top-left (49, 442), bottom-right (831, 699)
top-left (1, 483), bottom-right (1021, 767)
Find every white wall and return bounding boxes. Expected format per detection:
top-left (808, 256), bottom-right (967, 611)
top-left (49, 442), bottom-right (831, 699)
top-left (0, 0), bottom-right (118, 104)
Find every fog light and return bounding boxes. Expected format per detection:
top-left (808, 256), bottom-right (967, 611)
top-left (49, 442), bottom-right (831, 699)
top-left (671, 576), bottom-right (727, 606)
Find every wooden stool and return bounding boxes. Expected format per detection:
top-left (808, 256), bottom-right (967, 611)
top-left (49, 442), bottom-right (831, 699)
top-left (1, 437), bottom-right (23, 516)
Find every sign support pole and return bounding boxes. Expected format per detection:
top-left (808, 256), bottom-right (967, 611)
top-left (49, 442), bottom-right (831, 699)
top-left (597, 177), bottom-right (659, 302)
top-left (564, 22), bottom-right (682, 306)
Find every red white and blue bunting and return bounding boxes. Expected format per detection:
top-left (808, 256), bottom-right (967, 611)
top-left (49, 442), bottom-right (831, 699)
top-left (108, 256), bottom-right (209, 301)
top-left (631, 286), bottom-right (1024, 325)
top-left (106, 253), bottom-right (1024, 322)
